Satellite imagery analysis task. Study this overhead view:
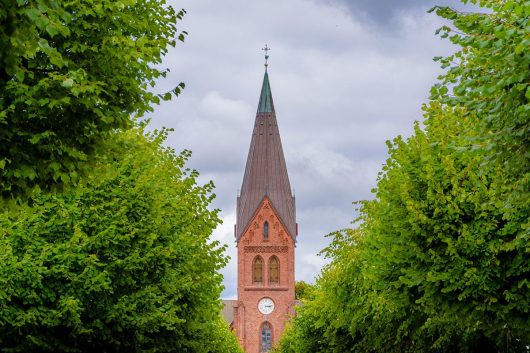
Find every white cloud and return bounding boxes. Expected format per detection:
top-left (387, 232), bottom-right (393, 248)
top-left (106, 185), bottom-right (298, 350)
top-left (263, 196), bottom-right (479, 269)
top-left (146, 0), bottom-right (462, 297)
top-left (211, 212), bottom-right (239, 298)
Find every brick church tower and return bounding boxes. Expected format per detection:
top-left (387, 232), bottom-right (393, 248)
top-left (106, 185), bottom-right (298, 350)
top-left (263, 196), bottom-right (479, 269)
top-left (232, 58), bottom-right (297, 352)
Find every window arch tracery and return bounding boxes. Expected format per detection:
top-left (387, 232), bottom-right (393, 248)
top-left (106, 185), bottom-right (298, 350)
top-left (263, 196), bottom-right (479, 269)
top-left (269, 256), bottom-right (279, 284)
top-left (253, 256), bottom-right (263, 284)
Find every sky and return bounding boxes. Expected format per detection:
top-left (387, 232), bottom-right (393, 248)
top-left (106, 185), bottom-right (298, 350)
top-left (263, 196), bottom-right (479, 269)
top-left (146, 0), bottom-right (481, 299)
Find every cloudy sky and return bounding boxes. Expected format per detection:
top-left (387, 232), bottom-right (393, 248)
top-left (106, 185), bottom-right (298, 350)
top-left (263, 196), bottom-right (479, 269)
top-left (146, 0), bottom-right (481, 298)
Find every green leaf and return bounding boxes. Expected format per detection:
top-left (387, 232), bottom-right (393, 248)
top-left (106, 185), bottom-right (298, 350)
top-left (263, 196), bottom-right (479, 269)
top-left (62, 78), bottom-right (74, 88)
top-left (0, 128), bottom-right (241, 352)
top-left (14, 70), bottom-right (25, 82)
top-left (45, 24), bottom-right (59, 37)
top-left (1, 0), bottom-right (187, 198)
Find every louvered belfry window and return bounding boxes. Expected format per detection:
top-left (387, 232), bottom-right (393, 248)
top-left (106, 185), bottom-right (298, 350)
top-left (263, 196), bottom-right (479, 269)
top-left (269, 256), bottom-right (279, 284)
top-left (253, 256), bottom-right (263, 283)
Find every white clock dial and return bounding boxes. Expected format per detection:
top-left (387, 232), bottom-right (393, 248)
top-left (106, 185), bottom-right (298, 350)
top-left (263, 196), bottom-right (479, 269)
top-left (258, 297), bottom-right (275, 315)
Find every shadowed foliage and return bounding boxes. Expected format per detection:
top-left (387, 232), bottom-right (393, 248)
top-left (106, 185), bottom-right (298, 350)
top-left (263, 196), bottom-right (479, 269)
top-left (0, 0), bottom-right (185, 198)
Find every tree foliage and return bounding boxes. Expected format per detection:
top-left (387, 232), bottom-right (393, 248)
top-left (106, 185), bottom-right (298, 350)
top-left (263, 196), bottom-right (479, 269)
top-left (277, 0), bottom-right (530, 352)
top-left (0, 127), bottom-right (242, 353)
top-left (294, 281), bottom-right (315, 301)
top-left (279, 104), bottom-right (530, 353)
top-left (0, 0), bottom-right (186, 198)
top-left (431, 0), bottom-right (530, 166)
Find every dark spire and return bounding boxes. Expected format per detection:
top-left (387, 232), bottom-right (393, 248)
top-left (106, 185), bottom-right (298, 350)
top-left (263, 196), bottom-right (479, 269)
top-left (236, 69), bottom-right (296, 241)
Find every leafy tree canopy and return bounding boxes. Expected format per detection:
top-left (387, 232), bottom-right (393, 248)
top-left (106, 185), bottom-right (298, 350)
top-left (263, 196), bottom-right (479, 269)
top-left (0, 126), bottom-right (242, 353)
top-left (294, 281), bottom-right (315, 301)
top-left (0, 0), bottom-right (186, 198)
top-left (431, 0), bottom-right (530, 175)
top-left (279, 104), bottom-right (530, 353)
top-left (277, 1), bottom-right (530, 352)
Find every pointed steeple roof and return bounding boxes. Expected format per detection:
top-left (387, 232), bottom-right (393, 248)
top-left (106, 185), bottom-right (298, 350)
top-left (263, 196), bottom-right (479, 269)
top-left (257, 71), bottom-right (274, 113)
top-left (236, 71), bottom-right (296, 241)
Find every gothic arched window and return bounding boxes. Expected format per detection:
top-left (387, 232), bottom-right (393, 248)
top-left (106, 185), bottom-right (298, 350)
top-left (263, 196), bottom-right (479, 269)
top-left (264, 221), bottom-right (269, 240)
top-left (269, 256), bottom-right (279, 284)
top-left (261, 322), bottom-right (272, 352)
top-left (253, 256), bottom-right (263, 284)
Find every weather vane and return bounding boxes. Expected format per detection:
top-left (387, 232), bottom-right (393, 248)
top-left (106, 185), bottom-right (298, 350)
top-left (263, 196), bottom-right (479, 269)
top-left (262, 44), bottom-right (270, 69)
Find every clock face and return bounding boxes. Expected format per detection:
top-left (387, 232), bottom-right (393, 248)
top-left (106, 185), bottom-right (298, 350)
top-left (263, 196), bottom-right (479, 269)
top-left (258, 297), bottom-right (275, 315)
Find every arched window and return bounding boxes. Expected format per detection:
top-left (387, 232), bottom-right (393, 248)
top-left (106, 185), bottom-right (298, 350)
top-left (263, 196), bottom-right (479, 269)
top-left (253, 256), bottom-right (263, 284)
top-left (264, 222), bottom-right (269, 240)
top-left (261, 322), bottom-right (272, 352)
top-left (269, 256), bottom-right (279, 284)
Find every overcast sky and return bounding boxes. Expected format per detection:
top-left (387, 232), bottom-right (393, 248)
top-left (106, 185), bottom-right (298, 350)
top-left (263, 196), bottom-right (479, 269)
top-left (146, 0), bottom-right (481, 298)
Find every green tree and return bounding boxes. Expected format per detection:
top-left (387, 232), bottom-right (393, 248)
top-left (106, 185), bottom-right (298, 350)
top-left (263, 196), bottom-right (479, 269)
top-left (0, 127), bottom-right (242, 353)
top-left (294, 281), bottom-right (315, 301)
top-left (279, 105), bottom-right (530, 353)
top-left (354, 104), bottom-right (529, 352)
top-left (0, 0), bottom-right (186, 198)
top-left (431, 0), bottom-right (530, 167)
top-left (276, 229), bottom-right (368, 353)
top-left (277, 1), bottom-right (530, 352)
top-left (431, 0), bottom-right (530, 237)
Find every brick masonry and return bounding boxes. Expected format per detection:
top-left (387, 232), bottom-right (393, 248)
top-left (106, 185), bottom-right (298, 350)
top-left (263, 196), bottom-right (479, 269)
top-left (233, 197), bottom-right (296, 352)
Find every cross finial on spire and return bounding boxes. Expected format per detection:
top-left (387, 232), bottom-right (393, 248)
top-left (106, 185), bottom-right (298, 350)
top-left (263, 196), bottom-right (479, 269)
top-left (262, 44), bottom-right (270, 70)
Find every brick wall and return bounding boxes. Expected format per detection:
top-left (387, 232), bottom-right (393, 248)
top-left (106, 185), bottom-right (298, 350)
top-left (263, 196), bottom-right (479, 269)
top-left (234, 198), bottom-right (296, 353)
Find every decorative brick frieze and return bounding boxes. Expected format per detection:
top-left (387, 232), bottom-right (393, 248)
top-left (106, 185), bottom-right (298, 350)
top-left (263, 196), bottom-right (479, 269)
top-left (244, 287), bottom-right (289, 291)
top-left (243, 245), bottom-right (289, 253)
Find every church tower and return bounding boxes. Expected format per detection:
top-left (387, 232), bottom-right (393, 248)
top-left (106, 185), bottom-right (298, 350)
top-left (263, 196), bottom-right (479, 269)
top-left (233, 53), bottom-right (297, 352)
